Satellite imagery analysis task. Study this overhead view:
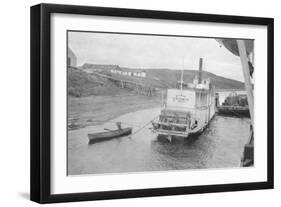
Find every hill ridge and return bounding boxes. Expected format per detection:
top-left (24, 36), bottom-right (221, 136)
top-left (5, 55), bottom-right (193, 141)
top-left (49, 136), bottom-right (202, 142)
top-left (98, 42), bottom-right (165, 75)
top-left (69, 64), bottom-right (245, 97)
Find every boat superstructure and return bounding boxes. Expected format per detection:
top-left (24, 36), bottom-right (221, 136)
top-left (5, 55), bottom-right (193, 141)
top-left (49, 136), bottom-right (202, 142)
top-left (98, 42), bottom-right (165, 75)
top-left (152, 58), bottom-right (216, 140)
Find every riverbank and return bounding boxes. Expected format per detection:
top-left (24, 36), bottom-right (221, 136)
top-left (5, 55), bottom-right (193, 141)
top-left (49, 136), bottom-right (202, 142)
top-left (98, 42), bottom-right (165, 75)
top-left (68, 94), bottom-right (161, 130)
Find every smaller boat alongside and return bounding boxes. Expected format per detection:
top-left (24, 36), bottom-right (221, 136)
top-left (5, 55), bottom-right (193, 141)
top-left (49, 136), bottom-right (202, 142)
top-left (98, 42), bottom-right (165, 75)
top-left (88, 122), bottom-right (132, 144)
top-left (217, 93), bottom-right (250, 117)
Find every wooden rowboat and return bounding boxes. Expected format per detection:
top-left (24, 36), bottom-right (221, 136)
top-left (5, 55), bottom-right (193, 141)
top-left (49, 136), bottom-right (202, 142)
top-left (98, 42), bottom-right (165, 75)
top-left (88, 127), bottom-right (132, 143)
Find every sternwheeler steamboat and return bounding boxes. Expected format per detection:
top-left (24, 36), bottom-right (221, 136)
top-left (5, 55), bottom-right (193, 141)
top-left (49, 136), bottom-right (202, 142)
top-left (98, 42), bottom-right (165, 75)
top-left (152, 58), bottom-right (216, 141)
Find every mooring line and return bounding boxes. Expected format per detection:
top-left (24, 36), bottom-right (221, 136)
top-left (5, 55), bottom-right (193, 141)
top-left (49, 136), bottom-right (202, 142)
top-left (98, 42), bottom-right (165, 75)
top-left (129, 115), bottom-right (159, 137)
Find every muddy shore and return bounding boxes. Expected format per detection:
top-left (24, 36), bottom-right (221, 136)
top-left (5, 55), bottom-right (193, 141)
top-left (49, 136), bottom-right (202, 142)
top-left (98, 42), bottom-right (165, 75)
top-left (68, 94), bottom-right (161, 130)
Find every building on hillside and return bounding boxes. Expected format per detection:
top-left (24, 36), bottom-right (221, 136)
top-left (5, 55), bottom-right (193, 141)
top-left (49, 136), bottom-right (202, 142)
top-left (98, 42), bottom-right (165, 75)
top-left (110, 68), bottom-right (122, 75)
top-left (67, 47), bottom-right (77, 67)
top-left (122, 71), bottom-right (128, 76)
top-left (110, 67), bottom-right (147, 78)
top-left (132, 70), bottom-right (146, 78)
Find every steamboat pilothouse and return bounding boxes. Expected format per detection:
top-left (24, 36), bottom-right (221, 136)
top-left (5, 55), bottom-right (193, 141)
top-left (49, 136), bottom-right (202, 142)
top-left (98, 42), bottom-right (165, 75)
top-left (152, 58), bottom-right (216, 141)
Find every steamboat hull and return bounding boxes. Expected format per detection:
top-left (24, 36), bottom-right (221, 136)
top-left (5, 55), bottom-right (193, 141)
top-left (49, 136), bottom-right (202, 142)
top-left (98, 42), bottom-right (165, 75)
top-left (151, 83), bottom-right (216, 141)
top-left (152, 111), bottom-right (215, 139)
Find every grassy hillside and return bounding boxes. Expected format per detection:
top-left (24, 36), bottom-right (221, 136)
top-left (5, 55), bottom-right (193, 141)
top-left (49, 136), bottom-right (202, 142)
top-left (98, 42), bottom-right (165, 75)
top-left (145, 69), bottom-right (245, 89)
top-left (68, 67), bottom-right (131, 97)
top-left (68, 64), bottom-right (245, 97)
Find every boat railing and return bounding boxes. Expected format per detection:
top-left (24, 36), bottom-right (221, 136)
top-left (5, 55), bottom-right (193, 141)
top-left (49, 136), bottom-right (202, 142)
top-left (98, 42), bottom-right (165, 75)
top-left (157, 121), bottom-right (189, 127)
top-left (154, 129), bottom-right (189, 137)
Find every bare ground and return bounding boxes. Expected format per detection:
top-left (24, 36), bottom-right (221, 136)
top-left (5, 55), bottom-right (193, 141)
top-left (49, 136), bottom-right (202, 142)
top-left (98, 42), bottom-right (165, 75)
top-left (68, 94), bottom-right (161, 130)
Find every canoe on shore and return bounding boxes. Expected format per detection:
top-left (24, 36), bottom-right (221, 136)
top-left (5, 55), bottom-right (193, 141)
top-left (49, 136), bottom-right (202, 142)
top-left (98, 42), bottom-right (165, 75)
top-left (88, 127), bottom-right (132, 143)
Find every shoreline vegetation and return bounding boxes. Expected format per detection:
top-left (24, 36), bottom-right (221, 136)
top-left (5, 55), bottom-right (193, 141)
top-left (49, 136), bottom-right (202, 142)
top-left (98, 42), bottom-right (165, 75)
top-left (68, 94), bottom-right (161, 130)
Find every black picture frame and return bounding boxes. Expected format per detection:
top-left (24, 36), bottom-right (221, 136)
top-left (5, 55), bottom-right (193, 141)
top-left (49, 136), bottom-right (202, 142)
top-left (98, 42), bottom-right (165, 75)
top-left (30, 3), bottom-right (274, 204)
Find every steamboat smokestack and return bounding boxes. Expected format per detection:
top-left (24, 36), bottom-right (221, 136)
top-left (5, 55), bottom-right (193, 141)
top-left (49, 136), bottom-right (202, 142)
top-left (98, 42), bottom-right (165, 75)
top-left (198, 58), bottom-right (203, 84)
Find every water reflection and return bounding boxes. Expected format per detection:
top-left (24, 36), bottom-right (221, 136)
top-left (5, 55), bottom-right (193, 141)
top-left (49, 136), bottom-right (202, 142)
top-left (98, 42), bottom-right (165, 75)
top-left (68, 107), bottom-right (250, 175)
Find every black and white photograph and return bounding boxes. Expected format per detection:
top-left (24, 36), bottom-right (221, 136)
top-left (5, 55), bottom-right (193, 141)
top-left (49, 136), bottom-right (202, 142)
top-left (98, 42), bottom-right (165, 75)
top-left (28, 2), bottom-right (273, 204)
top-left (67, 31), bottom-right (254, 176)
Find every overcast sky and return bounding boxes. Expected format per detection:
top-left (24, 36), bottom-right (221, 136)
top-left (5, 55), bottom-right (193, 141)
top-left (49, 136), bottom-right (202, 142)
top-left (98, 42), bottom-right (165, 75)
top-left (68, 31), bottom-right (246, 81)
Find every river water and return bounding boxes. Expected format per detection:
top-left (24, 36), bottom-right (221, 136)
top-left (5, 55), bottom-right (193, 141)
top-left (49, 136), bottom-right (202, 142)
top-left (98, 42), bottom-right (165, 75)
top-left (68, 106), bottom-right (251, 175)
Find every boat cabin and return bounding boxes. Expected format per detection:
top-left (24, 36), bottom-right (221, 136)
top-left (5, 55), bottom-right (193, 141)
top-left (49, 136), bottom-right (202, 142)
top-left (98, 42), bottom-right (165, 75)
top-left (153, 76), bottom-right (216, 138)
